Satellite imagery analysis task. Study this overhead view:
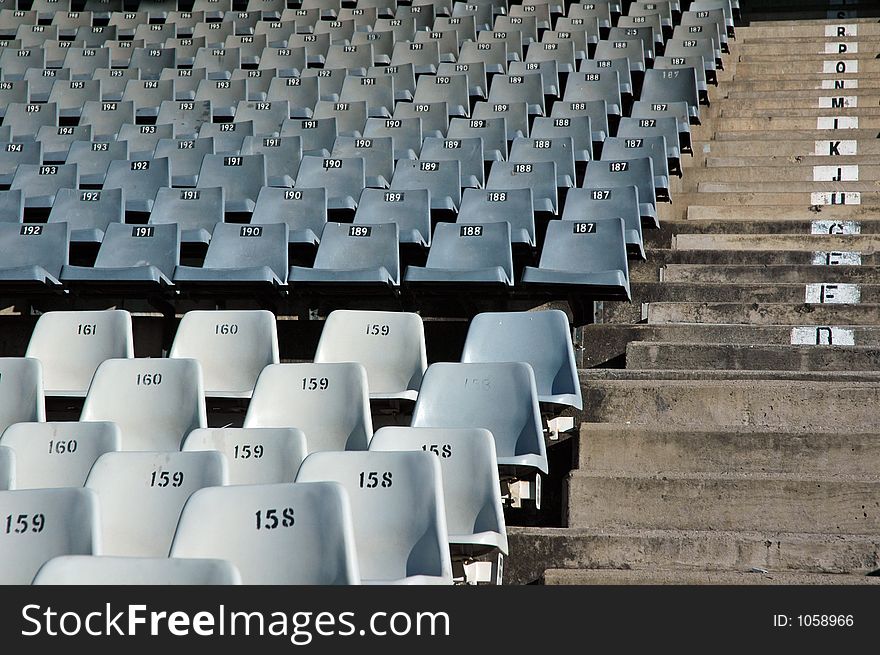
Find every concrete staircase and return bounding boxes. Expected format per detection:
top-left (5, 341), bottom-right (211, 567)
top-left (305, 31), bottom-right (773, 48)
top-left (507, 8), bottom-right (880, 584)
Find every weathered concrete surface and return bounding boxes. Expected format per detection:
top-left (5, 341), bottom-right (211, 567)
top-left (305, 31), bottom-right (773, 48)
top-left (681, 166), bottom-right (880, 185)
top-left (661, 264), bottom-right (880, 284)
top-left (647, 302), bottom-right (880, 325)
top-left (566, 471), bottom-right (880, 533)
top-left (579, 423), bottom-right (880, 476)
top-left (625, 341), bottom-right (880, 372)
top-left (718, 116), bottom-right (880, 130)
top-left (687, 204), bottom-right (880, 220)
top-left (673, 233), bottom-right (880, 251)
top-left (542, 569), bottom-right (880, 585)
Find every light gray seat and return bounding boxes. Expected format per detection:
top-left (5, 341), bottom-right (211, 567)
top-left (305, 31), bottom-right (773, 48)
top-left (391, 39), bottom-right (441, 75)
top-left (551, 98), bottom-right (609, 144)
top-left (150, 186), bottom-right (224, 245)
top-left (11, 163), bottom-right (78, 210)
top-left (296, 451), bottom-right (452, 584)
top-left (313, 99), bottom-right (368, 137)
top-left (512, 58), bottom-right (562, 97)
top-left (522, 217), bottom-right (631, 300)
top-left (0, 222), bottom-right (68, 288)
top-left (170, 481), bottom-right (360, 584)
top-left (339, 73), bottom-right (395, 118)
top-left (48, 188), bottom-right (124, 244)
top-left (437, 60), bottom-right (488, 100)
top-left (79, 100), bottom-right (135, 141)
top-left (251, 187), bottom-right (327, 245)
top-left (579, 56), bottom-right (634, 99)
top-left (447, 117), bottom-right (506, 162)
top-left (0, 47), bottom-right (44, 81)
top-left (36, 124), bottom-right (91, 163)
top-left (61, 223), bottom-right (180, 288)
top-left (0, 422), bottom-right (121, 489)
top-left (314, 310), bottom-right (426, 401)
top-left (324, 42), bottom-right (372, 76)
top-left (267, 76), bottom-right (319, 118)
top-left (509, 136), bottom-right (576, 188)
top-left (412, 362), bottom-right (548, 478)
top-left (457, 188), bottom-right (535, 247)
top-left (174, 223), bottom-right (289, 288)
top-left (390, 159), bottom-right (461, 211)
top-left (233, 67), bottom-right (273, 101)
top-left (607, 26), bottom-right (654, 63)
top-left (0, 141), bottom-right (41, 186)
top-left (363, 116), bottom-right (422, 161)
top-left (195, 77), bottom-right (246, 119)
top-left (169, 310), bottom-right (280, 398)
top-left (234, 99), bottom-right (290, 137)
top-left (183, 427), bottom-right (307, 485)
top-left (489, 73), bottom-right (545, 116)
top-left (420, 136), bottom-right (485, 189)
top-left (354, 188), bottom-right (431, 246)
top-left (80, 358), bottom-right (207, 451)
top-left (563, 70), bottom-right (622, 119)
top-left (196, 153), bottom-right (266, 213)
top-left (414, 73), bottom-right (469, 118)
top-left (486, 161), bottom-right (557, 214)
top-left (393, 101), bottom-right (448, 139)
top-left (280, 116), bottom-right (338, 157)
top-left (618, 115), bottom-right (682, 175)
top-left (119, 124), bottom-right (174, 161)
top-left (641, 66), bottom-right (701, 122)
top-left (406, 222), bottom-right (514, 287)
top-left (367, 62), bottom-right (416, 102)
top-left (85, 450), bottom-right (226, 557)
top-left (472, 101), bottom-right (530, 141)
top-left (602, 135), bottom-right (671, 198)
top-left (301, 67), bottom-right (346, 100)
top-left (0, 358), bottom-right (45, 434)
top-left (244, 362), bottom-right (373, 452)
top-left (103, 157), bottom-right (170, 214)
top-left (153, 135), bottom-right (214, 186)
top-left (193, 46), bottom-right (240, 79)
top-left (331, 135), bottom-right (393, 188)
top-left (531, 115), bottom-right (593, 162)
top-left (122, 78), bottom-right (174, 119)
top-left (295, 155), bottom-right (366, 210)
top-left (22, 69), bottom-right (68, 105)
top-left (0, 487), bottom-right (99, 584)
top-left (25, 309), bottom-right (134, 397)
top-left (33, 555), bottom-right (241, 585)
top-left (462, 310), bottom-right (582, 409)
top-left (156, 99), bottom-right (213, 139)
top-left (584, 157), bottom-right (658, 227)
top-left (0, 190), bottom-right (23, 223)
top-left (631, 99), bottom-right (693, 152)
top-left (566, 185), bottom-right (646, 259)
top-left (242, 135), bottom-right (302, 187)
top-left (0, 445), bottom-right (11, 490)
top-left (48, 79), bottom-right (100, 119)
top-left (198, 120), bottom-right (253, 157)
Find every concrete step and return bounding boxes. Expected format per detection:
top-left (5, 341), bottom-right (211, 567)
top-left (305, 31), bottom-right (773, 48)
top-left (672, 234), bottom-right (880, 250)
top-left (565, 471), bottom-right (880, 534)
top-left (738, 24), bottom-right (880, 40)
top-left (682, 166), bottom-right (880, 185)
top-left (718, 106), bottom-right (880, 117)
top-left (661, 265), bottom-right (879, 284)
top-left (542, 569), bottom-right (880, 585)
top-left (686, 204), bottom-right (880, 221)
top-left (637, 248), bottom-right (880, 270)
top-left (579, 422), bottom-right (880, 476)
top-left (581, 369), bottom-right (880, 383)
top-left (696, 183), bottom-right (880, 194)
top-left (580, 324), bottom-right (880, 367)
top-left (725, 81), bottom-right (880, 93)
top-left (702, 140), bottom-right (880, 157)
top-left (706, 155), bottom-right (875, 168)
top-left (674, 191), bottom-right (878, 210)
top-left (506, 527), bottom-right (880, 584)
top-left (646, 302), bottom-right (880, 326)
top-left (739, 52), bottom-right (880, 63)
top-left (734, 61), bottom-right (880, 76)
top-left (626, 341), bottom-right (880, 372)
top-left (716, 129), bottom-right (880, 141)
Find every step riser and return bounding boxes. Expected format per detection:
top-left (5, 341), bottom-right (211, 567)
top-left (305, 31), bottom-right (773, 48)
top-left (647, 303), bottom-right (880, 326)
top-left (661, 265), bottom-right (880, 284)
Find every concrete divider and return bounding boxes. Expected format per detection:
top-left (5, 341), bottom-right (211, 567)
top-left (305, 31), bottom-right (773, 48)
top-left (646, 302), bottom-right (880, 325)
top-left (661, 264), bottom-right (879, 283)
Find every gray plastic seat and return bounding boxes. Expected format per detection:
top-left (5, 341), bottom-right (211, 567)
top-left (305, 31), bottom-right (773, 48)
top-left (472, 99), bottom-right (531, 141)
top-left (295, 155), bottom-right (365, 210)
top-left (568, 0), bottom-right (613, 29)
top-left (3, 102), bottom-right (57, 142)
top-left (280, 117), bottom-right (337, 157)
top-left (193, 0), bottom-right (232, 20)
top-left (602, 135), bottom-right (670, 198)
top-left (412, 361), bottom-right (548, 477)
top-left (174, 222), bottom-right (289, 288)
top-left (118, 123), bottom-right (174, 161)
top-left (256, 45), bottom-right (305, 78)
top-left (339, 74), bottom-right (395, 119)
top-left (193, 46), bottom-right (241, 79)
top-left (641, 66), bottom-right (701, 122)
top-left (80, 357), bottom-right (206, 451)
top-left (73, 23), bottom-right (116, 47)
top-left (36, 124), bottom-right (91, 163)
top-left (608, 26), bottom-right (655, 63)
top-left (232, 67), bottom-right (273, 101)
top-left (0, 358), bottom-right (45, 433)
top-left (196, 153), bottom-right (266, 213)
top-left (11, 163), bottom-right (78, 210)
top-left (551, 98), bottom-right (608, 144)
top-left (511, 58), bottom-right (562, 100)
top-left (413, 29), bottom-right (460, 64)
top-left (86, 450), bottom-right (226, 557)
top-left (323, 43), bottom-right (373, 77)
top-left (367, 62), bottom-right (417, 102)
top-left (509, 136), bottom-right (576, 188)
top-left (34, 555), bottom-right (241, 585)
top-left (169, 309), bottom-right (279, 398)
top-left (25, 309), bottom-right (133, 398)
top-left (267, 76), bottom-right (319, 118)
top-left (665, 37), bottom-right (717, 86)
top-left (458, 188), bottom-right (536, 246)
top-left (477, 28), bottom-right (523, 63)
top-left (532, 115), bottom-right (593, 163)
top-left (313, 99), bottom-right (367, 137)
top-left (447, 117), bottom-right (506, 162)
top-left (122, 79), bottom-right (174, 120)
top-left (564, 70), bottom-right (621, 119)
top-left (363, 116), bottom-right (422, 161)
top-left (0, 80), bottom-right (32, 118)
top-left (290, 222), bottom-right (400, 287)
top-left (171, 481), bottom-right (359, 584)
top-left (393, 101), bottom-right (449, 139)
top-left (391, 159), bottom-right (461, 211)
top-left (352, 29), bottom-right (394, 67)
top-left (0, 422), bottom-right (121, 489)
top-left (195, 78), bottom-right (246, 120)
top-left (233, 99), bottom-right (289, 137)
top-left (224, 34), bottom-right (267, 67)
top-left (103, 157), bottom-right (169, 214)
top-left (160, 67), bottom-right (207, 102)
top-left (566, 185), bottom-right (645, 259)
top-left (183, 427), bottom-right (307, 485)
top-left (584, 157), bottom-right (658, 227)
top-left (79, 100), bottom-right (134, 141)
top-left (314, 310), bottom-right (427, 401)
top-left (61, 223), bottom-right (179, 289)
top-left (244, 362), bottom-right (373, 452)
top-left (0, 445), bottom-right (11, 490)
top-left (487, 161), bottom-right (557, 213)
top-left (437, 60), bottom-right (488, 101)
top-left (462, 309), bottom-right (582, 409)
top-left (290, 32), bottom-right (332, 68)
top-left (48, 188), bottom-right (124, 244)
top-left (414, 73), bottom-right (469, 118)
top-left (0, 190), bottom-right (23, 223)
top-left (619, 13), bottom-right (664, 53)
top-left (579, 56), bottom-right (634, 99)
top-left (0, 487), bottom-right (98, 584)
top-left (420, 136), bottom-right (485, 189)
top-left (255, 19), bottom-right (296, 47)
top-left (296, 450), bottom-right (452, 584)
top-left (354, 188), bottom-right (431, 246)
top-left (0, 223), bottom-right (67, 288)
top-left (331, 136), bottom-right (393, 189)
top-left (0, 47), bottom-right (44, 81)
top-left (198, 120), bottom-right (253, 157)
top-left (60, 47), bottom-right (110, 80)
top-left (391, 39), bottom-right (440, 75)
top-left (149, 187), bottom-right (224, 245)
top-left (241, 135), bottom-right (301, 187)
top-left (547, 19), bottom-right (598, 60)
top-left (163, 38), bottom-right (203, 69)
top-left (451, 1), bottom-right (493, 31)
top-left (406, 222), bottom-right (514, 287)
top-left (23, 69), bottom-right (69, 104)
top-left (153, 135), bottom-right (215, 186)
top-left (632, 100), bottom-right (693, 152)
top-left (619, 115), bottom-right (682, 174)
top-left (314, 18), bottom-right (357, 46)
top-left (496, 12), bottom-right (539, 46)
top-left (107, 11), bottom-right (148, 39)
top-left (251, 186), bottom-right (327, 245)
top-left (522, 217), bottom-right (631, 300)
top-left (0, 141), bottom-right (40, 186)
top-left (94, 67), bottom-right (139, 103)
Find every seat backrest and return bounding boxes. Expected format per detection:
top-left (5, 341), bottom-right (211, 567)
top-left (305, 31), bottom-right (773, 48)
top-left (85, 450), bottom-right (226, 557)
top-left (0, 487), bottom-right (99, 583)
top-left (80, 358), bottom-right (207, 451)
top-left (200, 223), bottom-right (288, 282)
top-left (424, 221), bottom-right (514, 277)
top-left (170, 481), bottom-right (360, 584)
top-left (295, 451), bottom-right (452, 583)
top-left (462, 310), bottom-right (582, 409)
top-left (0, 357), bottom-right (45, 434)
top-left (47, 188), bottom-right (125, 236)
top-left (244, 362), bottom-right (373, 452)
top-left (538, 217), bottom-right (630, 280)
top-left (33, 555), bottom-right (242, 585)
top-left (584, 157), bottom-right (657, 209)
top-left (92, 223), bottom-right (180, 277)
top-left (25, 309), bottom-right (134, 396)
top-left (0, 444), bottom-right (13, 490)
top-left (0, 421), bottom-right (121, 489)
top-left (311, 222), bottom-right (401, 284)
top-left (0, 222), bottom-right (68, 277)
top-left (315, 310), bottom-right (427, 399)
top-left (169, 310), bottom-right (280, 398)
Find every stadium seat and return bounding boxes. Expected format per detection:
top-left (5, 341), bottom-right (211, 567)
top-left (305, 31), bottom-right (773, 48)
top-left (295, 155), bottom-right (366, 210)
top-left (486, 161), bottom-right (557, 213)
top-left (183, 427), bottom-right (307, 485)
top-left (199, 120), bottom-right (254, 157)
top-left (80, 358), bottom-right (206, 451)
top-left (447, 117), bottom-right (506, 162)
top-left (61, 223), bottom-right (179, 289)
top-left (363, 116), bottom-right (422, 161)
top-left (393, 101), bottom-right (449, 138)
top-left (437, 61), bottom-right (488, 99)
top-left (462, 310), bottom-right (582, 409)
top-left (420, 136), bottom-right (485, 189)
top-left (234, 68), bottom-right (274, 101)
top-left (0, 358), bottom-right (45, 435)
top-left (478, 29), bottom-right (523, 63)
top-left (295, 450), bottom-right (453, 584)
top-left (244, 362), bottom-right (373, 452)
top-left (267, 76), bottom-right (319, 118)
top-left (0, 422), bottom-right (121, 489)
top-left (390, 159), bottom-right (461, 211)
top-left (280, 117), bottom-right (338, 157)
top-left (196, 154), bottom-right (266, 213)
top-left (331, 136), bottom-right (394, 188)
top-left (0, 222), bottom-right (67, 288)
top-left (353, 188), bottom-right (431, 246)
top-left (156, 100), bottom-right (213, 140)
top-left (102, 158), bottom-right (168, 214)
top-left (170, 481), bottom-right (360, 584)
top-left (584, 157), bottom-right (658, 227)
top-left (313, 99), bottom-right (368, 137)
top-left (457, 188), bottom-right (536, 247)
top-left (458, 40), bottom-right (507, 75)
top-left (0, 141), bottom-right (41, 187)
top-left (160, 68), bottom-right (207, 103)
top-left (631, 99), bottom-right (693, 152)
top-left (251, 187), bottom-right (327, 245)
top-left (618, 116), bottom-right (682, 175)
top-left (47, 79), bottom-right (99, 120)
top-left (94, 67), bottom-right (139, 103)
top-left (641, 66), bottom-right (701, 122)
top-left (169, 310), bottom-right (280, 399)
top-left (0, 190), bottom-right (23, 223)
top-left (0, 48), bottom-right (45, 82)
top-left (149, 187), bottom-right (224, 246)
top-left (164, 39), bottom-right (204, 69)
top-left (193, 46), bottom-right (240, 79)
top-left (122, 79), bottom-right (174, 120)
top-left (25, 309), bottom-right (134, 398)
top-left (522, 217), bottom-right (631, 301)
top-left (196, 78), bottom-right (247, 120)
top-left (33, 555), bottom-right (242, 585)
top-left (79, 100), bottom-right (135, 141)
top-left (509, 136), bottom-right (576, 188)
top-left (85, 450), bottom-right (226, 557)
top-left (234, 99), bottom-right (290, 137)
top-left (241, 135), bottom-right (302, 187)
top-left (153, 136), bottom-right (215, 187)
top-left (565, 186), bottom-right (646, 259)
top-left (602, 136), bottom-right (671, 200)
top-left (579, 56), bottom-right (633, 100)
top-left (314, 309), bottom-right (427, 401)
top-left (472, 101), bottom-right (529, 140)
top-left (3, 102), bottom-right (58, 142)
top-left (488, 73), bottom-right (545, 116)
top-left (406, 222), bottom-right (514, 288)
top-left (564, 70), bottom-right (622, 121)
top-left (0, 487), bottom-right (98, 584)
top-left (11, 163), bottom-right (78, 210)
top-left (339, 74), bottom-right (395, 118)
top-left (36, 124), bottom-right (91, 163)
